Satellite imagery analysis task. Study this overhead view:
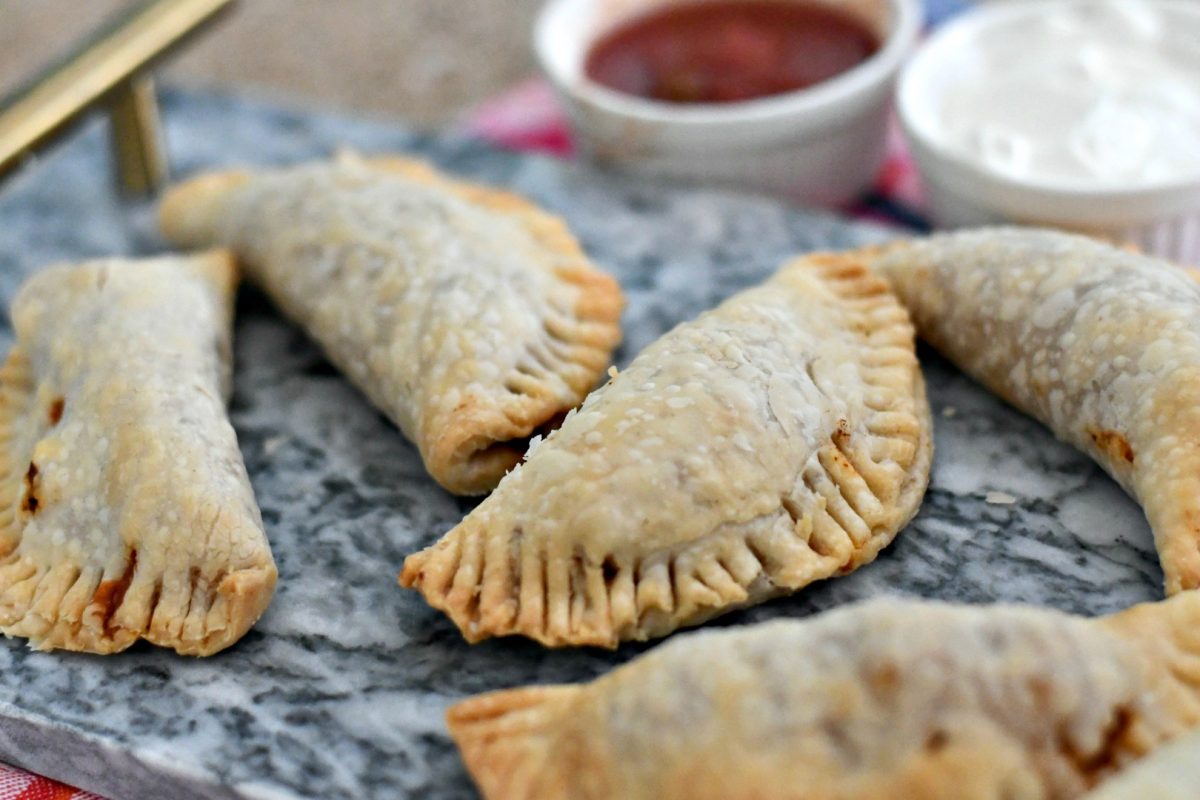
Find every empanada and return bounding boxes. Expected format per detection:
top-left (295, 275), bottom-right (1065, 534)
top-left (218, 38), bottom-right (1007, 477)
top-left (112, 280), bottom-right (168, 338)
top-left (402, 252), bottom-right (931, 647)
top-left (1084, 726), bottom-right (1200, 799)
top-left (159, 153), bottom-right (623, 495)
top-left (447, 592), bottom-right (1200, 800)
top-left (0, 251), bottom-right (275, 655)
top-left (867, 228), bottom-right (1200, 594)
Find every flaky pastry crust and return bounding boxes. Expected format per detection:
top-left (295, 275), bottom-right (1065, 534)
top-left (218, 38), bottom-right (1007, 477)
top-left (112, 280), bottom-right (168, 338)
top-left (1083, 725), bottom-right (1200, 799)
top-left (402, 252), bottom-right (931, 646)
top-left (160, 153), bottom-right (622, 495)
top-left (868, 228), bottom-right (1200, 595)
top-left (0, 252), bottom-right (275, 655)
top-left (448, 593), bottom-right (1200, 800)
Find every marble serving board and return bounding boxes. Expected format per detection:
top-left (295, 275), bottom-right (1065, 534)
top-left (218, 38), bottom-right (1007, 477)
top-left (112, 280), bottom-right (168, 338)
top-left (0, 89), bottom-right (1162, 800)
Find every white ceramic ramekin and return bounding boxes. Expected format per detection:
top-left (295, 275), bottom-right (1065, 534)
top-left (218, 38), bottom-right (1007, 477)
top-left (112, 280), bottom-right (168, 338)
top-left (534, 0), bottom-right (923, 207)
top-left (897, 0), bottom-right (1200, 264)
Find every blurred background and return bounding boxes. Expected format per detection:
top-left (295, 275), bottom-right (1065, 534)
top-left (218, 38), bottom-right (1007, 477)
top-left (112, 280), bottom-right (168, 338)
top-left (0, 0), bottom-right (976, 127)
top-left (0, 0), bottom-right (546, 127)
top-left (9, 0), bottom-right (1193, 262)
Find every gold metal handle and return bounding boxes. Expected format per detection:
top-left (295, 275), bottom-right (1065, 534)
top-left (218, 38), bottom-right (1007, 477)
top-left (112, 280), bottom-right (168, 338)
top-left (109, 76), bottom-right (168, 196)
top-left (0, 0), bottom-right (235, 195)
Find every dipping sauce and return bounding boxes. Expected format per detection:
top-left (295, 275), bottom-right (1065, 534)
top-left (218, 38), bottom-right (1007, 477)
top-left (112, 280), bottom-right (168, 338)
top-left (584, 1), bottom-right (880, 104)
top-left (936, 0), bottom-right (1200, 187)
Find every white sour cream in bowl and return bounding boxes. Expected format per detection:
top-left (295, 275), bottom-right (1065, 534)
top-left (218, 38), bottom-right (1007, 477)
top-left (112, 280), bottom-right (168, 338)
top-left (899, 0), bottom-right (1200, 263)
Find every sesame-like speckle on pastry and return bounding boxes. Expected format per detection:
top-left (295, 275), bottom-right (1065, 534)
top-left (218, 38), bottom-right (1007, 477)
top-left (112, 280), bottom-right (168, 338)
top-left (402, 252), bottom-right (931, 647)
top-left (869, 228), bottom-right (1200, 595)
top-left (160, 153), bottom-right (623, 495)
top-left (0, 251), bottom-right (275, 655)
top-left (447, 592), bottom-right (1200, 800)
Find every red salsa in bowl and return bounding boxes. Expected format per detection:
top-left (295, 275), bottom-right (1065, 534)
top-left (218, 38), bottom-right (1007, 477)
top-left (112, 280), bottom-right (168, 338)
top-left (584, 0), bottom-right (881, 104)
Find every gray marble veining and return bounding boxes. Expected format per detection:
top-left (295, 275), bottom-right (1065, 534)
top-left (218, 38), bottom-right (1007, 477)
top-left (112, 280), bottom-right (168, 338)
top-left (0, 89), bottom-right (1161, 800)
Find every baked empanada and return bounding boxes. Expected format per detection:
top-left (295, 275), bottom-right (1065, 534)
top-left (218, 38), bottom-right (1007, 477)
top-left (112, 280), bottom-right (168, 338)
top-left (868, 228), bottom-right (1200, 594)
top-left (160, 153), bottom-right (623, 495)
top-left (0, 251), bottom-right (275, 655)
top-left (402, 252), bottom-right (931, 647)
top-left (448, 593), bottom-right (1200, 800)
top-left (1084, 726), bottom-right (1200, 799)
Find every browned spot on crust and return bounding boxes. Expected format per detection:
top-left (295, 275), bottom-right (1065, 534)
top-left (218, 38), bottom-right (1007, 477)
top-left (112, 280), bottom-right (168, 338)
top-left (1088, 427), bottom-right (1135, 465)
top-left (868, 661), bottom-right (900, 694)
top-left (833, 418), bottom-right (852, 444)
top-left (20, 462), bottom-right (38, 514)
top-left (925, 730), bottom-right (949, 753)
top-left (1030, 676), bottom-right (1053, 708)
top-left (601, 555), bottom-right (620, 587)
top-left (93, 549), bottom-right (138, 637)
top-left (829, 450), bottom-right (855, 473)
top-left (1060, 706), bottom-right (1135, 783)
top-left (47, 396), bottom-right (64, 425)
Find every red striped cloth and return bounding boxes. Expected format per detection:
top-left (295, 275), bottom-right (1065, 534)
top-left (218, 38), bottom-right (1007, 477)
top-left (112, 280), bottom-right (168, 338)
top-left (0, 767), bottom-right (101, 800)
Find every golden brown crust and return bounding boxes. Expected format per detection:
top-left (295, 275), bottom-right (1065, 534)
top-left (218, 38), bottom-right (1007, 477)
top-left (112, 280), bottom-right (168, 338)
top-left (159, 154), bottom-right (623, 495)
top-left (869, 228), bottom-right (1200, 595)
top-left (156, 171), bottom-right (250, 248)
top-left (446, 686), bottom-right (582, 799)
top-left (403, 252), bottom-right (931, 647)
top-left (448, 594), bottom-right (1200, 800)
top-left (0, 251), bottom-right (275, 655)
top-left (1101, 593), bottom-right (1200, 734)
top-left (1084, 726), bottom-right (1200, 799)
top-left (366, 156), bottom-right (625, 490)
top-left (0, 348), bottom-right (34, 561)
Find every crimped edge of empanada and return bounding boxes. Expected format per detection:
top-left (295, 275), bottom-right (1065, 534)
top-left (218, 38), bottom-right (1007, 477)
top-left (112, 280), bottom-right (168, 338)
top-left (160, 156), bottom-right (625, 495)
top-left (0, 347), bottom-right (35, 556)
top-left (446, 685), bottom-right (579, 799)
top-left (368, 156), bottom-right (625, 494)
top-left (401, 254), bottom-right (932, 647)
top-left (447, 596), bottom-right (1200, 800)
top-left (1084, 726), bottom-right (1200, 799)
top-left (1101, 591), bottom-right (1200, 732)
top-left (0, 251), bottom-right (277, 656)
top-left (867, 231), bottom-right (1200, 596)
